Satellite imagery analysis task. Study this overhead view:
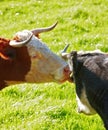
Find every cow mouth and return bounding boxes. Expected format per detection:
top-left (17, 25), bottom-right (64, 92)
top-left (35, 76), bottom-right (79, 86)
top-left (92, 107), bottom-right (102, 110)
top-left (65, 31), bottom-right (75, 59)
top-left (58, 67), bottom-right (73, 83)
top-left (60, 75), bottom-right (73, 83)
top-left (68, 73), bottom-right (74, 82)
top-left (58, 72), bottom-right (73, 83)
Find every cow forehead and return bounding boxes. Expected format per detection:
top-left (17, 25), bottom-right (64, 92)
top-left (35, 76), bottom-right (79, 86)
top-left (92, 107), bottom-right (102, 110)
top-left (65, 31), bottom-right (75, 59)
top-left (15, 30), bottom-right (51, 57)
top-left (27, 36), bottom-right (51, 57)
top-left (27, 36), bottom-right (67, 67)
top-left (15, 30), bottom-right (67, 67)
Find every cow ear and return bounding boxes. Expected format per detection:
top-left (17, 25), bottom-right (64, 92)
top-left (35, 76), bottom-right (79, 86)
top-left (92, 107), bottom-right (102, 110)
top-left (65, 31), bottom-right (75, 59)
top-left (0, 50), bottom-right (16, 60)
top-left (0, 52), bottom-right (11, 60)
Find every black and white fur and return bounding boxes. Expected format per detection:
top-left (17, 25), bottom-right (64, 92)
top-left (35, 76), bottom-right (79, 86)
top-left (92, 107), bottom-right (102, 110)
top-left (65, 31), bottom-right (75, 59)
top-left (68, 51), bottom-right (108, 130)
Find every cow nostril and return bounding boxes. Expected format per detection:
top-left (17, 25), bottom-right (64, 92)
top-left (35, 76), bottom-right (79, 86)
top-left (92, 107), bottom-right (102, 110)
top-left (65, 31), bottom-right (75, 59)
top-left (63, 66), bottom-right (71, 74)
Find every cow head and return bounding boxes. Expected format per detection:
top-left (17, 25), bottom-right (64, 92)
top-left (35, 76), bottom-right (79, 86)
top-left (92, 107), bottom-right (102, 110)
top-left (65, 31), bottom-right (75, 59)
top-left (0, 22), bottom-right (71, 87)
top-left (61, 46), bottom-right (104, 82)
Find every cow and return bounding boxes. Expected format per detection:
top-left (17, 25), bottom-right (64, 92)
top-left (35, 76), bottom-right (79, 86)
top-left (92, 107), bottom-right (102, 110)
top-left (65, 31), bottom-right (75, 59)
top-left (0, 22), bottom-right (71, 90)
top-left (62, 48), bottom-right (108, 130)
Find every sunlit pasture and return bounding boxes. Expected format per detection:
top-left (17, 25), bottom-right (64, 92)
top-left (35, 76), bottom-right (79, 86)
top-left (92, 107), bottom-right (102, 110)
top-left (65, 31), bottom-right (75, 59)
top-left (0, 0), bottom-right (108, 129)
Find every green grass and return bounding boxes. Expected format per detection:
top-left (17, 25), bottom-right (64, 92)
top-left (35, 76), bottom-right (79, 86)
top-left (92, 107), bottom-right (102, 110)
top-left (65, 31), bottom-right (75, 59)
top-left (0, 0), bottom-right (107, 129)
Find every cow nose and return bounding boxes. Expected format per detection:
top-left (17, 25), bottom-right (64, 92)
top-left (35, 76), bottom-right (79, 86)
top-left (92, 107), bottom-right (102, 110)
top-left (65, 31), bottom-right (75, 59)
top-left (63, 65), bottom-right (71, 76)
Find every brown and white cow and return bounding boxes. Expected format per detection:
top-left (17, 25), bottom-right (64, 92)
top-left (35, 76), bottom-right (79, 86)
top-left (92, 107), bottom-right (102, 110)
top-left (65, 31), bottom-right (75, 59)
top-left (0, 22), bottom-right (71, 90)
top-left (62, 48), bottom-right (108, 130)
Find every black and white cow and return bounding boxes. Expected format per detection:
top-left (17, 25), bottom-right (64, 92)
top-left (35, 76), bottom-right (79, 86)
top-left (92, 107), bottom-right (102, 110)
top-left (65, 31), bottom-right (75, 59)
top-left (63, 50), bottom-right (108, 130)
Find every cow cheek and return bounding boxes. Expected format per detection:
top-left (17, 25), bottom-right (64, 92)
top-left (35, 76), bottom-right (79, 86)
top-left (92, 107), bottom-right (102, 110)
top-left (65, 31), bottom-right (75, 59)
top-left (25, 58), bottom-right (54, 82)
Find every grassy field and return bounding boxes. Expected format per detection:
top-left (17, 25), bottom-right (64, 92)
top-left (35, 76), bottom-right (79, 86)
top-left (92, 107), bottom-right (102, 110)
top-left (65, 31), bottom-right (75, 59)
top-left (0, 0), bottom-right (108, 129)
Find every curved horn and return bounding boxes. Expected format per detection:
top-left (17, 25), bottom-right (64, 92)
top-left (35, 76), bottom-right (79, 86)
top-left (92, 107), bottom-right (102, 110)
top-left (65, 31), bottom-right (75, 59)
top-left (61, 44), bottom-right (70, 60)
top-left (9, 34), bottom-right (33, 47)
top-left (61, 44), bottom-right (70, 53)
top-left (31, 21), bottom-right (58, 36)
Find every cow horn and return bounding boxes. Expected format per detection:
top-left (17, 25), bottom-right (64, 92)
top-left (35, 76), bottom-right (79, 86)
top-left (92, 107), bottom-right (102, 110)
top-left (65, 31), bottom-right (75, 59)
top-left (9, 33), bottom-right (33, 47)
top-left (31, 21), bottom-right (58, 36)
top-left (61, 44), bottom-right (70, 59)
top-left (61, 44), bottom-right (69, 53)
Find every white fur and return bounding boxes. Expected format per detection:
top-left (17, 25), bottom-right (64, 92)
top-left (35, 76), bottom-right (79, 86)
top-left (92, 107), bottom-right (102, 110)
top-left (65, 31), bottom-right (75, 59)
top-left (76, 87), bottom-right (96, 115)
top-left (78, 49), bottom-right (104, 55)
top-left (14, 30), bottom-right (68, 82)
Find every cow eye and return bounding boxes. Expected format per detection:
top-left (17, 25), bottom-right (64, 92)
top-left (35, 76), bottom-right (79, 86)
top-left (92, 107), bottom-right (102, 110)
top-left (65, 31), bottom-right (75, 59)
top-left (6, 50), bottom-right (16, 59)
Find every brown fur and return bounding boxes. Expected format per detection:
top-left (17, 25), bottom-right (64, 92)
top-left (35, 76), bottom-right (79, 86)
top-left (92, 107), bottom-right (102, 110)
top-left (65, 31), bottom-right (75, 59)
top-left (0, 38), bottom-right (31, 89)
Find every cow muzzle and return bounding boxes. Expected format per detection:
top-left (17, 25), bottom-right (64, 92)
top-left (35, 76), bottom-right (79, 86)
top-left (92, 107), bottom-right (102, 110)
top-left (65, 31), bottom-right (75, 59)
top-left (53, 65), bottom-right (71, 83)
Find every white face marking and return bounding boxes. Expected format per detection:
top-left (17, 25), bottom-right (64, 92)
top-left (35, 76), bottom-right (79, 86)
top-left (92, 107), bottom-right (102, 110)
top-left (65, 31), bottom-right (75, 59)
top-left (76, 87), bottom-right (96, 115)
top-left (14, 30), bottom-right (69, 83)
